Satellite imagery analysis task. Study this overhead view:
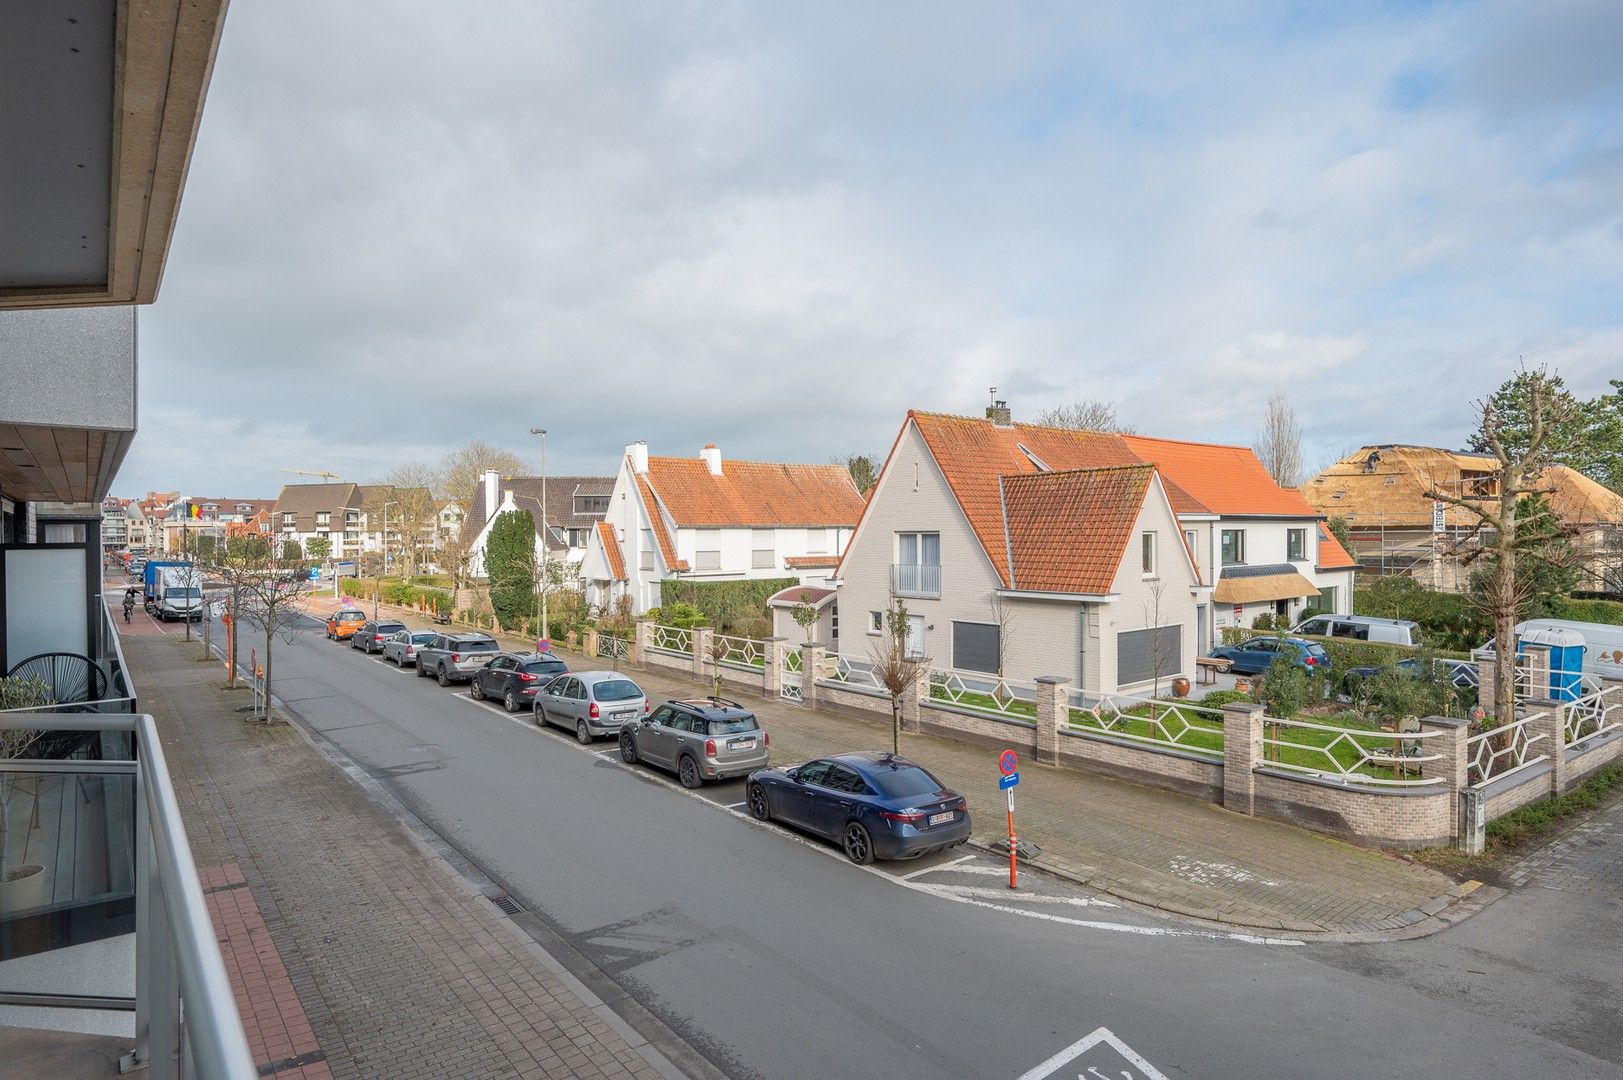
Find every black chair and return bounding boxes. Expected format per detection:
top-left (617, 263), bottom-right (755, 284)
top-left (5, 652), bottom-right (109, 711)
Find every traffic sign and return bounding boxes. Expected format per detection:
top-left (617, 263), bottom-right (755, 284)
top-left (998, 748), bottom-right (1018, 776)
top-left (999, 771), bottom-right (1020, 790)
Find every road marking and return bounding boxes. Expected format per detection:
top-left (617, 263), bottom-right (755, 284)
top-left (1014, 1026), bottom-right (1168, 1080)
top-left (899, 853), bottom-right (975, 880)
top-left (920, 865), bottom-right (1012, 878)
top-left (724, 801), bottom-right (748, 810)
top-left (924, 884), bottom-right (1117, 909)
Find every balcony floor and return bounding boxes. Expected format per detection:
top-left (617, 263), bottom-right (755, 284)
top-left (0, 1024), bottom-right (128, 1079)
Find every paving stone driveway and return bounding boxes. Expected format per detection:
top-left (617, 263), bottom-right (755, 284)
top-left (1506, 795), bottom-right (1623, 898)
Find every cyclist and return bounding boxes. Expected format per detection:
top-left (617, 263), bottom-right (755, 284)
top-left (122, 587), bottom-right (137, 623)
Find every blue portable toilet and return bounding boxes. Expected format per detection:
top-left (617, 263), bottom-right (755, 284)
top-left (1518, 626), bottom-right (1586, 702)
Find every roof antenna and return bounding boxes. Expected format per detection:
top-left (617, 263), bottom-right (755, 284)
top-left (989, 386), bottom-right (998, 408)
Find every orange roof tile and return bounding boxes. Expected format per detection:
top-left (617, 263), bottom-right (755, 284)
top-left (1000, 465), bottom-right (1156, 594)
top-left (784, 554), bottom-right (840, 568)
top-left (643, 457), bottom-right (865, 528)
top-left (1119, 434), bottom-right (1319, 517)
top-left (1315, 523), bottom-right (1357, 570)
top-left (595, 521), bottom-right (627, 581)
top-left (635, 475), bottom-right (688, 571)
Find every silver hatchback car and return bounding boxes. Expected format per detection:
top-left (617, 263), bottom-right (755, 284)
top-left (619, 697), bottom-right (769, 788)
top-left (381, 629), bottom-right (436, 667)
top-left (534, 671), bottom-right (647, 743)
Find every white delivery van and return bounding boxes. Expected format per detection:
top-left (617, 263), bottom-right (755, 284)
top-left (1292, 614), bottom-right (1420, 646)
top-left (156, 566), bottom-right (204, 622)
top-left (1474, 619), bottom-right (1623, 683)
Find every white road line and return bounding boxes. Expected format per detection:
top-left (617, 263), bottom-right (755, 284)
top-left (899, 854), bottom-right (975, 880)
top-left (724, 801), bottom-right (748, 810)
top-left (924, 865), bottom-right (1014, 878)
top-left (921, 884), bottom-right (1117, 908)
top-left (1014, 1026), bottom-right (1169, 1080)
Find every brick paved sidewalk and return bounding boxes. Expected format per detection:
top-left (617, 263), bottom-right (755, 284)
top-left (125, 630), bottom-right (673, 1080)
top-left (1506, 793), bottom-right (1623, 898)
top-left (306, 595), bottom-right (1471, 935)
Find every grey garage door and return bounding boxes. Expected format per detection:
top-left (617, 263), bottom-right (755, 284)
top-left (1117, 625), bottom-right (1181, 686)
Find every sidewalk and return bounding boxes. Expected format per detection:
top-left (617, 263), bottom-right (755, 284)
top-left (308, 594), bottom-right (1479, 936)
top-left (124, 625), bottom-right (673, 1080)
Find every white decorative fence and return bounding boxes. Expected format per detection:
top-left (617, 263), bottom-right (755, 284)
top-left (817, 652), bottom-right (886, 693)
top-left (927, 669), bottom-right (1038, 725)
top-left (1260, 716), bottom-right (1445, 788)
top-left (781, 649), bottom-right (803, 703)
top-left (712, 634), bottom-right (767, 670)
top-left (1066, 691), bottom-right (1225, 759)
top-left (1466, 712), bottom-right (1549, 787)
top-left (649, 623), bottom-right (693, 657)
top-left (1561, 687), bottom-right (1621, 748)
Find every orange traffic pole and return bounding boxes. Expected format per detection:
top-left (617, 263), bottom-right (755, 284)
top-left (1007, 794), bottom-right (1017, 889)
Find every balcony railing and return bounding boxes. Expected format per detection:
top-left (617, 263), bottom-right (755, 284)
top-left (889, 562), bottom-right (941, 598)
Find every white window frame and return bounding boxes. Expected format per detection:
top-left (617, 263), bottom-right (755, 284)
top-left (1220, 529), bottom-right (1245, 566)
top-left (806, 528), bottom-right (829, 554)
top-left (868, 610), bottom-right (883, 635)
top-left (640, 528), bottom-right (654, 571)
top-left (751, 529), bottom-right (775, 569)
top-left (695, 529), bottom-right (722, 572)
top-left (1184, 529), bottom-right (1198, 565)
top-left (1286, 527), bottom-right (1307, 562)
top-left (1141, 531), bottom-right (1157, 578)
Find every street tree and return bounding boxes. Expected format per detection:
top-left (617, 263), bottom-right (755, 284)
top-left (1035, 399), bottom-right (1134, 433)
top-left (233, 555), bottom-right (313, 723)
top-left (790, 591), bottom-right (821, 643)
top-left (280, 539), bottom-right (303, 564)
top-left (988, 591), bottom-right (1017, 678)
top-left (363, 469), bottom-right (438, 576)
top-left (1426, 367), bottom-right (1581, 723)
top-left (868, 596), bottom-right (927, 755)
top-left (436, 440), bottom-right (525, 501)
top-left (1253, 391), bottom-right (1303, 488)
top-left (486, 509), bottom-right (536, 630)
top-left (533, 551), bottom-right (581, 640)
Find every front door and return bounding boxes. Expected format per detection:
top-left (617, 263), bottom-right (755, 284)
top-left (905, 615), bottom-right (925, 660)
top-left (1196, 604), bottom-right (1208, 657)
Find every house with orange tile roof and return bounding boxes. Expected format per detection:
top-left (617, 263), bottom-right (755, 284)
top-left (832, 409), bottom-right (1204, 694)
top-left (580, 442), bottom-right (866, 613)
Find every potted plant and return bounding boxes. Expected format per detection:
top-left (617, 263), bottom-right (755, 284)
top-left (0, 675), bottom-right (52, 914)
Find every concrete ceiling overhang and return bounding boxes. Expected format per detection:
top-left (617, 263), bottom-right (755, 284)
top-left (0, 0), bottom-right (228, 309)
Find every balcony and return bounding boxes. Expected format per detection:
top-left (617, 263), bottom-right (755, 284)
top-left (890, 562), bottom-right (942, 598)
top-left (1, 600), bottom-right (253, 1078)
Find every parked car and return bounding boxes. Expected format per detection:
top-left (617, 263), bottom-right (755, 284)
top-left (381, 629), bottom-right (437, 666)
top-left (325, 609), bottom-right (368, 641)
top-left (1292, 614), bottom-right (1419, 646)
top-left (471, 652), bottom-right (569, 712)
top-left (619, 697), bottom-right (769, 788)
top-left (414, 632), bottom-right (500, 686)
top-left (1339, 656), bottom-right (1477, 697)
top-left (1209, 636), bottom-right (1331, 676)
top-left (351, 619), bottom-right (407, 654)
top-left (535, 672), bottom-right (648, 742)
top-left (746, 752), bottom-right (971, 864)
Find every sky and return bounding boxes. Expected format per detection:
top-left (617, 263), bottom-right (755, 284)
top-left (124, 0), bottom-right (1623, 499)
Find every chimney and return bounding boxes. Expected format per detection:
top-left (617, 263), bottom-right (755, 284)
top-left (986, 399), bottom-right (1012, 427)
top-left (700, 444), bottom-right (722, 476)
top-left (627, 441), bottom-right (648, 475)
top-left (482, 469), bottom-right (500, 522)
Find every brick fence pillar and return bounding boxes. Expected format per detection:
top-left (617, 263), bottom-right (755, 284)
top-left (1419, 715), bottom-right (1471, 848)
top-left (1528, 698), bottom-right (1568, 796)
top-left (1034, 676), bottom-right (1067, 766)
top-left (1221, 702), bottom-right (1264, 815)
top-left (692, 627), bottom-right (713, 680)
top-left (635, 620), bottom-right (654, 660)
top-left (800, 643), bottom-right (826, 710)
top-left (763, 637), bottom-right (787, 697)
top-left (899, 658), bottom-right (928, 732)
top-left (582, 626), bottom-right (599, 660)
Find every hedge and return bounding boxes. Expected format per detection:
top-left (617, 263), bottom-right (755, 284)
top-left (1547, 596), bottom-right (1623, 626)
top-left (1352, 577), bottom-right (1487, 652)
top-left (339, 577), bottom-right (453, 614)
top-left (1218, 626), bottom-right (1469, 671)
top-left (659, 577), bottom-right (798, 631)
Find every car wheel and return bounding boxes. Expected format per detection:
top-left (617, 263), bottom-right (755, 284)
top-left (842, 822), bottom-right (875, 865)
top-left (471, 678), bottom-right (485, 701)
top-left (619, 732), bottom-right (638, 764)
top-left (533, 702), bottom-right (545, 726)
top-left (437, 667), bottom-right (451, 688)
top-left (505, 689), bottom-right (519, 713)
top-left (415, 662), bottom-right (427, 678)
top-left (747, 783), bottom-right (770, 821)
top-left (677, 755), bottom-right (702, 789)
top-left (576, 721), bottom-right (592, 745)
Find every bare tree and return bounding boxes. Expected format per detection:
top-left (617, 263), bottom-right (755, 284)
top-left (234, 557), bottom-right (315, 723)
top-left (989, 591), bottom-right (1017, 677)
top-left (1425, 368), bottom-right (1580, 723)
top-left (1253, 391), bottom-right (1304, 488)
top-left (869, 596), bottom-right (927, 755)
top-left (533, 551), bottom-right (582, 641)
top-left (1035, 400), bottom-right (1134, 433)
top-left (364, 466), bottom-right (440, 575)
top-left (436, 440), bottom-right (525, 502)
top-left (1140, 579), bottom-right (1170, 716)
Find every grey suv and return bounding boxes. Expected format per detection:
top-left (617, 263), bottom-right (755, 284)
top-left (415, 632), bottom-right (500, 686)
top-left (619, 697), bottom-right (769, 788)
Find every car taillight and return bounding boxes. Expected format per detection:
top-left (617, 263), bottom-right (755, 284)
top-left (880, 810), bottom-right (926, 825)
top-left (451, 653), bottom-right (460, 662)
top-left (1304, 656), bottom-right (1317, 666)
top-left (589, 702), bottom-right (600, 719)
top-left (518, 672), bottom-right (537, 682)
top-left (704, 739), bottom-right (716, 757)
top-left (374, 634), bottom-right (384, 641)
top-left (643, 701), bottom-right (651, 714)
top-left (764, 731), bottom-right (770, 747)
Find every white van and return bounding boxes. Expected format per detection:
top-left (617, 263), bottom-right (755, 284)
top-left (1292, 614), bottom-right (1420, 646)
top-left (1476, 619), bottom-right (1623, 683)
top-left (156, 566), bottom-right (204, 622)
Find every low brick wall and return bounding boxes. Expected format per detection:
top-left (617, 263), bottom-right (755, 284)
top-left (1253, 770), bottom-right (1453, 849)
top-left (1479, 763), bottom-right (1555, 822)
top-left (642, 648), bottom-right (693, 676)
top-left (1056, 728), bottom-right (1223, 802)
top-left (1566, 730), bottom-right (1623, 787)
top-left (813, 680), bottom-right (892, 720)
top-left (709, 661), bottom-right (766, 695)
top-left (917, 702), bottom-right (1037, 754)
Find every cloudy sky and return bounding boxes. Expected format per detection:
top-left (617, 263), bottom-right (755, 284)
top-left (125, 0), bottom-right (1623, 498)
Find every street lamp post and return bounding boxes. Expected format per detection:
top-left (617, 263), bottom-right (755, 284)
top-left (375, 499), bottom-right (397, 620)
top-left (529, 427), bottom-right (548, 643)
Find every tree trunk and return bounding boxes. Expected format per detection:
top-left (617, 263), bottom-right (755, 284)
top-left (263, 628), bottom-right (273, 723)
top-left (891, 700), bottom-right (900, 755)
top-left (1492, 483), bottom-right (1519, 724)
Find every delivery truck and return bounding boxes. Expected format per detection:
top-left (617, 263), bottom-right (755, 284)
top-left (143, 561), bottom-right (203, 621)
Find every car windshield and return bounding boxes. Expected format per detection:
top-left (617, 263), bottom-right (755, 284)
top-left (870, 765), bottom-right (943, 800)
top-left (523, 660), bottom-right (566, 674)
top-left (1305, 644), bottom-right (1329, 658)
top-left (705, 715), bottom-right (758, 735)
top-left (411, 633), bottom-right (436, 644)
top-left (592, 680), bottom-right (642, 702)
top-left (379, 624), bottom-right (405, 633)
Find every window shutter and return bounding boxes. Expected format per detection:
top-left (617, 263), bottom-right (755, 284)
top-left (1116, 625), bottom-right (1182, 686)
top-left (952, 622), bottom-right (1001, 675)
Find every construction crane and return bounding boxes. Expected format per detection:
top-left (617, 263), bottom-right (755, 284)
top-left (282, 468), bottom-right (341, 482)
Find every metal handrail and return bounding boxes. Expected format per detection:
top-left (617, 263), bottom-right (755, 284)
top-left (100, 595), bottom-right (138, 708)
top-left (0, 712), bottom-right (256, 1079)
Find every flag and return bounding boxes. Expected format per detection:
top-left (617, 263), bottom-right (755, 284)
top-left (188, 503), bottom-right (202, 519)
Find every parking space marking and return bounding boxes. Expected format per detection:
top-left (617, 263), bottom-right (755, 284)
top-left (922, 884), bottom-right (1117, 908)
top-left (724, 801), bottom-right (748, 810)
top-left (899, 854), bottom-right (975, 880)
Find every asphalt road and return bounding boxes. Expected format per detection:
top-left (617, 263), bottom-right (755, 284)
top-left (195, 608), bottom-right (1622, 1080)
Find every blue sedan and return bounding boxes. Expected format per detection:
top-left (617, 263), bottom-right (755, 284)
top-left (1209, 636), bottom-right (1332, 676)
top-left (746, 752), bottom-right (971, 864)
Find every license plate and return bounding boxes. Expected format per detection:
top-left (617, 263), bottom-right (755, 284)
top-left (928, 812), bottom-right (954, 826)
top-left (728, 738), bottom-right (756, 751)
top-left (612, 710), bottom-right (637, 720)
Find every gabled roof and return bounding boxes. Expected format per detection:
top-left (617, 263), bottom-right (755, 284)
top-left (465, 475), bottom-right (614, 531)
top-left (1315, 523), bottom-right (1357, 570)
top-left (636, 475), bottom-right (688, 571)
top-left (1000, 465), bottom-right (1157, 594)
top-left (641, 456), bottom-right (864, 528)
top-left (1119, 434), bottom-right (1319, 518)
top-left (595, 522), bottom-right (627, 581)
top-left (271, 483), bottom-right (362, 532)
top-left (784, 554), bottom-right (841, 568)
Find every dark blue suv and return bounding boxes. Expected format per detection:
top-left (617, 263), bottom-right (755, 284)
top-left (1209, 635), bottom-right (1331, 676)
top-left (746, 752), bottom-right (971, 864)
